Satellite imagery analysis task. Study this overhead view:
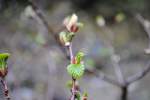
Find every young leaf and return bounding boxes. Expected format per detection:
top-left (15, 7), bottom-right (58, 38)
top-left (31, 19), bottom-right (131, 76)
top-left (67, 64), bottom-right (85, 79)
top-left (75, 52), bottom-right (84, 64)
top-left (0, 53), bottom-right (10, 78)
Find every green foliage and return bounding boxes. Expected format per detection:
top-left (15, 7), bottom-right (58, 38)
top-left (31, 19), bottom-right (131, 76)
top-left (59, 31), bottom-right (75, 46)
top-left (75, 52), bottom-right (84, 64)
top-left (0, 53), bottom-right (10, 69)
top-left (76, 92), bottom-right (81, 100)
top-left (67, 64), bottom-right (84, 79)
top-left (83, 92), bottom-right (88, 97)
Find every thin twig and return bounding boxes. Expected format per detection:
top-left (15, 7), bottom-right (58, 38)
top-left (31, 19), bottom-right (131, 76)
top-left (110, 52), bottom-right (125, 85)
top-left (126, 61), bottom-right (150, 85)
top-left (136, 14), bottom-right (150, 39)
top-left (68, 43), bottom-right (74, 63)
top-left (68, 44), bottom-right (76, 100)
top-left (136, 14), bottom-right (150, 49)
top-left (97, 72), bottom-right (122, 87)
top-left (27, 0), bottom-right (68, 58)
top-left (125, 14), bottom-right (150, 85)
top-left (100, 25), bottom-right (125, 85)
top-left (1, 78), bottom-right (10, 100)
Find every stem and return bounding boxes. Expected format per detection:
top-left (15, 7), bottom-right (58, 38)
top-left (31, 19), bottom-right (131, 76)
top-left (71, 78), bottom-right (76, 100)
top-left (1, 78), bottom-right (10, 100)
top-left (110, 50), bottom-right (125, 85)
top-left (121, 86), bottom-right (128, 100)
top-left (68, 44), bottom-right (77, 100)
top-left (68, 43), bottom-right (74, 63)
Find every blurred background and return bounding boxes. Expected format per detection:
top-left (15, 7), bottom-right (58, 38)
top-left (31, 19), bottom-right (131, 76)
top-left (0, 0), bottom-right (150, 100)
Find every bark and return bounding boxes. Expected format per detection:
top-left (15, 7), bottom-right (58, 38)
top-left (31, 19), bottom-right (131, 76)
top-left (121, 86), bottom-right (128, 100)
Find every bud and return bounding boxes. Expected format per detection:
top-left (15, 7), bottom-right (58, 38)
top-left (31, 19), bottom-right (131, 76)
top-left (59, 31), bottom-right (75, 46)
top-left (63, 14), bottom-right (83, 32)
top-left (96, 15), bottom-right (105, 27)
top-left (0, 53), bottom-right (10, 78)
top-left (82, 92), bottom-right (88, 100)
top-left (75, 52), bottom-right (84, 64)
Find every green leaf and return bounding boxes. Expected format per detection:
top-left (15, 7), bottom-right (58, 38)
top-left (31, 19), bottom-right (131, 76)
top-left (83, 92), bottom-right (88, 97)
top-left (59, 31), bottom-right (75, 46)
top-left (0, 53), bottom-right (10, 69)
top-left (66, 32), bottom-right (75, 42)
top-left (67, 64), bottom-right (85, 79)
top-left (76, 92), bottom-right (81, 100)
top-left (75, 52), bottom-right (84, 64)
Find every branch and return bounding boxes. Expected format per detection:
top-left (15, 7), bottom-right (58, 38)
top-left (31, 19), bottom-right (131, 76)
top-left (135, 14), bottom-right (150, 39)
top-left (125, 14), bottom-right (150, 85)
top-left (126, 61), bottom-right (150, 85)
top-left (97, 72), bottom-right (122, 87)
top-left (1, 78), bottom-right (10, 100)
top-left (68, 44), bottom-right (77, 100)
top-left (96, 22), bottom-right (125, 86)
top-left (110, 50), bottom-right (125, 85)
top-left (135, 14), bottom-right (150, 54)
top-left (27, 0), bottom-right (69, 59)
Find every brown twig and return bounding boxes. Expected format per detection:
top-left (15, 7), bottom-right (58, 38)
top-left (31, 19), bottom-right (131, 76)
top-left (135, 14), bottom-right (150, 53)
top-left (97, 72), bottom-right (122, 87)
top-left (1, 78), bottom-right (10, 100)
top-left (67, 44), bottom-right (77, 100)
top-left (124, 14), bottom-right (150, 85)
top-left (27, 0), bottom-right (68, 59)
top-left (98, 24), bottom-right (126, 86)
top-left (126, 61), bottom-right (150, 85)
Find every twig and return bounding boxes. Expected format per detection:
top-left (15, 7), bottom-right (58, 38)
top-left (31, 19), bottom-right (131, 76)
top-left (135, 14), bottom-right (150, 52)
top-left (99, 25), bottom-right (125, 85)
top-left (68, 44), bottom-right (77, 100)
top-left (136, 14), bottom-right (150, 40)
top-left (27, 0), bottom-right (68, 59)
top-left (124, 13), bottom-right (150, 85)
top-left (98, 72), bottom-right (122, 87)
top-left (1, 78), bottom-right (10, 100)
top-left (126, 61), bottom-right (150, 85)
top-left (68, 43), bottom-right (74, 63)
top-left (110, 53), bottom-right (125, 85)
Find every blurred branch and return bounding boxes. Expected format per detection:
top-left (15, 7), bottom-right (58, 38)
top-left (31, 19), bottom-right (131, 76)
top-left (126, 61), bottom-right (150, 85)
top-left (125, 14), bottom-right (150, 85)
top-left (110, 48), bottom-right (125, 85)
top-left (135, 14), bottom-right (150, 39)
top-left (1, 78), bottom-right (10, 100)
top-left (135, 14), bottom-right (150, 54)
top-left (95, 16), bottom-right (126, 87)
top-left (98, 23), bottom-right (125, 85)
top-left (27, 0), bottom-right (69, 59)
top-left (97, 72), bottom-right (122, 87)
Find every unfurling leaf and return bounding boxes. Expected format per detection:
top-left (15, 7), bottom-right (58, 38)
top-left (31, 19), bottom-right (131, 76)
top-left (0, 53), bottom-right (10, 78)
top-left (76, 92), bottom-right (81, 100)
top-left (67, 64), bottom-right (85, 79)
top-left (82, 92), bottom-right (88, 100)
top-left (75, 52), bottom-right (84, 64)
top-left (59, 31), bottom-right (75, 46)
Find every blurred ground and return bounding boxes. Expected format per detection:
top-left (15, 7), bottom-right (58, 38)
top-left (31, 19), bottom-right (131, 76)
top-left (0, 0), bottom-right (150, 100)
